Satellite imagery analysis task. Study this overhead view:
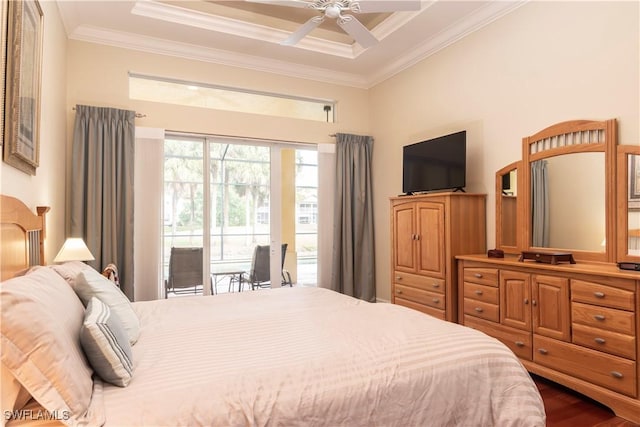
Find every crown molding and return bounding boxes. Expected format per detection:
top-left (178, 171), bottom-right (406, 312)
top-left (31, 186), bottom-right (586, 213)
top-left (69, 25), bottom-right (370, 88)
top-left (365, 0), bottom-right (528, 87)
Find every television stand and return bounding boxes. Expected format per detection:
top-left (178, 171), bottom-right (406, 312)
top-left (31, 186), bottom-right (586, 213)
top-left (453, 187), bottom-right (466, 193)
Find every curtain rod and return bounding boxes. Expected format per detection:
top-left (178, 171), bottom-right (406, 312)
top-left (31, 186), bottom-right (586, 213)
top-left (72, 107), bottom-right (146, 118)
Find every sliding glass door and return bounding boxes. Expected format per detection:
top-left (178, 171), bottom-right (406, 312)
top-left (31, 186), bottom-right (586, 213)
top-left (163, 133), bottom-right (317, 295)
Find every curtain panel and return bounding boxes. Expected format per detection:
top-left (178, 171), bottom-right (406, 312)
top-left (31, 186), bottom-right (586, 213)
top-left (531, 159), bottom-right (550, 247)
top-left (330, 133), bottom-right (375, 302)
top-left (70, 105), bottom-right (135, 299)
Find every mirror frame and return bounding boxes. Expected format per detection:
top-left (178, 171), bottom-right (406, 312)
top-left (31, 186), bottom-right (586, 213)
top-left (616, 145), bottom-right (640, 263)
top-left (520, 119), bottom-right (617, 263)
top-left (495, 161), bottom-right (523, 254)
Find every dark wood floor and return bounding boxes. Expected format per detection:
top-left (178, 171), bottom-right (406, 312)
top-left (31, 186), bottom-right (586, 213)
top-left (532, 374), bottom-right (639, 427)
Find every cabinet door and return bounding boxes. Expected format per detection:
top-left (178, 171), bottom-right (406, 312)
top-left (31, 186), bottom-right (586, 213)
top-left (416, 202), bottom-right (445, 278)
top-left (392, 204), bottom-right (416, 272)
top-left (533, 275), bottom-right (570, 341)
top-left (500, 270), bottom-right (531, 330)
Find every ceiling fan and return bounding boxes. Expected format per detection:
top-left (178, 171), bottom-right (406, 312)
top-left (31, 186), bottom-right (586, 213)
top-left (248, 0), bottom-right (422, 48)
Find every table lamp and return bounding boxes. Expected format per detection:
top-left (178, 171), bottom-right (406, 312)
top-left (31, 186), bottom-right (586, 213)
top-left (53, 238), bottom-right (95, 262)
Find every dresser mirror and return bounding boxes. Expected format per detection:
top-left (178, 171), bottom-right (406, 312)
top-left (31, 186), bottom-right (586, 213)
top-left (495, 161), bottom-right (521, 253)
top-left (496, 119), bottom-right (617, 263)
top-left (617, 146), bottom-right (640, 263)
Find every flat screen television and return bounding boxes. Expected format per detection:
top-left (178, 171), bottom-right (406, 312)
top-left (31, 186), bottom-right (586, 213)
top-left (402, 130), bottom-right (466, 194)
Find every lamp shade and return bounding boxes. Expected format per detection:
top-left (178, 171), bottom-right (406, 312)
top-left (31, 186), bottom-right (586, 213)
top-left (53, 238), bottom-right (95, 263)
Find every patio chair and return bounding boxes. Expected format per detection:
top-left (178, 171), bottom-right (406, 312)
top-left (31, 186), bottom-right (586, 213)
top-left (240, 243), bottom-right (292, 290)
top-left (165, 247), bottom-right (211, 298)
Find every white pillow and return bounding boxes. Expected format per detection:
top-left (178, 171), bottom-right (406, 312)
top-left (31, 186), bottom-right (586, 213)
top-left (49, 260), bottom-right (93, 285)
top-left (74, 268), bottom-right (140, 345)
top-left (0, 267), bottom-right (95, 425)
top-left (80, 298), bottom-right (133, 387)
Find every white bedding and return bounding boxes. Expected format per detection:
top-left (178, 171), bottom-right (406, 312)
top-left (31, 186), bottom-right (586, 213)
top-left (90, 287), bottom-right (545, 426)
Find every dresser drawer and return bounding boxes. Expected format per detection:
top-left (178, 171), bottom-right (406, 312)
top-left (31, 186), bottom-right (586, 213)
top-left (394, 284), bottom-right (445, 309)
top-left (393, 271), bottom-right (445, 293)
top-left (572, 302), bottom-right (635, 335)
top-left (465, 316), bottom-right (532, 361)
top-left (572, 323), bottom-right (636, 360)
top-left (534, 335), bottom-right (636, 397)
top-left (395, 297), bottom-right (445, 320)
top-left (463, 268), bottom-right (498, 287)
top-left (463, 298), bottom-right (499, 322)
top-left (571, 280), bottom-right (635, 311)
top-left (464, 282), bottom-right (499, 304)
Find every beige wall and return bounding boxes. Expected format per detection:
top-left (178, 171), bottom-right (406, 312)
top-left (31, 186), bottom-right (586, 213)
top-left (0, 1), bottom-right (68, 263)
top-left (65, 41), bottom-right (370, 143)
top-left (370, 1), bottom-right (639, 301)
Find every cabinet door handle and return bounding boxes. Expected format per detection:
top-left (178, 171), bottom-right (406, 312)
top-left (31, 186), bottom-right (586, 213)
top-left (594, 314), bottom-right (606, 321)
top-left (610, 371), bottom-right (624, 379)
top-left (593, 291), bottom-right (605, 298)
top-left (474, 273), bottom-right (483, 278)
top-left (524, 298), bottom-right (529, 305)
top-left (414, 234), bottom-right (421, 241)
top-left (532, 300), bottom-right (537, 306)
top-left (474, 307), bottom-right (484, 313)
top-left (515, 341), bottom-right (525, 347)
top-left (594, 337), bottom-right (606, 345)
top-left (538, 348), bottom-right (548, 355)
top-left (475, 290), bottom-right (483, 296)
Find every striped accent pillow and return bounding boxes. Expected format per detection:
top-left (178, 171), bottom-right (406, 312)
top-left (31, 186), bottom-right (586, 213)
top-left (80, 297), bottom-right (134, 387)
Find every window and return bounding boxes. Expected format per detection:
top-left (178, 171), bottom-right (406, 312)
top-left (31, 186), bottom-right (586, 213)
top-left (130, 73), bottom-right (335, 122)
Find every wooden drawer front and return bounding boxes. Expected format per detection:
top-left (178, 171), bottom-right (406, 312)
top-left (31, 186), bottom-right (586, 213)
top-left (571, 280), bottom-right (635, 311)
top-left (463, 298), bottom-right (499, 322)
top-left (463, 268), bottom-right (498, 287)
top-left (465, 316), bottom-right (532, 361)
top-left (395, 297), bottom-right (445, 320)
top-left (395, 285), bottom-right (445, 309)
top-left (572, 302), bottom-right (635, 335)
top-left (534, 335), bottom-right (636, 397)
top-left (393, 271), bottom-right (445, 294)
top-left (572, 323), bottom-right (636, 360)
top-left (464, 282), bottom-right (499, 304)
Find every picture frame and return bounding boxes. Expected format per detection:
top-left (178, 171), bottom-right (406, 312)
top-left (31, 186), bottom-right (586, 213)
top-left (3, 0), bottom-right (43, 175)
top-left (629, 154), bottom-right (640, 209)
top-left (1, 0), bottom-right (8, 148)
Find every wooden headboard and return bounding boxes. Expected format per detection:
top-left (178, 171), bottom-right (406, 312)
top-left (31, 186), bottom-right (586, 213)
top-left (0, 195), bottom-right (50, 281)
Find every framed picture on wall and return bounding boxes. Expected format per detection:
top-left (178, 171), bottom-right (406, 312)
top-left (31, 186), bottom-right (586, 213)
top-left (1, 0), bottom-right (8, 149)
top-left (3, 0), bottom-right (43, 175)
top-left (629, 155), bottom-right (640, 209)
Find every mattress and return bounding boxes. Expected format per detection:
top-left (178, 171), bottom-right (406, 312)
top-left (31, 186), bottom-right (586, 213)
top-left (89, 287), bottom-right (545, 426)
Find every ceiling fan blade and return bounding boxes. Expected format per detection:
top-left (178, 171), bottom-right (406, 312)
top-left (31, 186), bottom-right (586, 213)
top-left (280, 15), bottom-right (325, 45)
top-left (351, 1), bottom-right (421, 13)
top-left (336, 14), bottom-right (378, 48)
top-left (246, 0), bottom-right (314, 9)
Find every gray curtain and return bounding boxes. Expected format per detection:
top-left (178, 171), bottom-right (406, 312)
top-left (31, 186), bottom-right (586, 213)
top-left (531, 160), bottom-right (550, 247)
top-left (70, 105), bottom-right (135, 300)
top-left (330, 133), bottom-right (375, 302)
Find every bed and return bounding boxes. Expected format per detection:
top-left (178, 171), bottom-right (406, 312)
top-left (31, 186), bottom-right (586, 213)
top-left (0, 195), bottom-right (546, 426)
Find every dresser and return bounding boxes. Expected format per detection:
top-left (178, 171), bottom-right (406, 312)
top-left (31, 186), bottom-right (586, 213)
top-left (390, 193), bottom-right (486, 322)
top-left (457, 254), bottom-right (640, 422)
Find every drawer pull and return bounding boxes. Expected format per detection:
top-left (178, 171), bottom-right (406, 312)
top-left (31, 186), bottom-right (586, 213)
top-left (594, 314), bottom-right (606, 321)
top-left (538, 348), bottom-right (548, 355)
top-left (594, 337), bottom-right (606, 345)
top-left (474, 307), bottom-right (484, 313)
top-left (593, 291), bottom-right (605, 298)
top-left (432, 283), bottom-right (440, 289)
top-left (395, 276), bottom-right (402, 280)
top-left (432, 298), bottom-right (440, 304)
top-left (515, 341), bottom-right (525, 347)
top-left (475, 290), bottom-right (483, 296)
top-left (474, 273), bottom-right (483, 278)
top-left (610, 371), bottom-right (624, 379)
top-left (396, 290), bottom-right (403, 295)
